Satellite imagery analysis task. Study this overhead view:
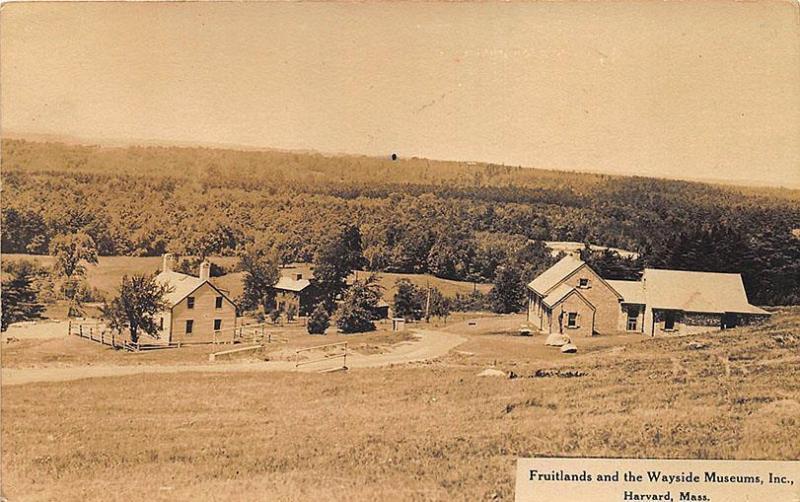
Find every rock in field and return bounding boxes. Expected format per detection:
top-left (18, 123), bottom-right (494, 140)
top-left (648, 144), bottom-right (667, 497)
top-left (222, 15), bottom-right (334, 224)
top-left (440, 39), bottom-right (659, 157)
top-left (477, 368), bottom-right (507, 377)
top-left (545, 333), bottom-right (570, 346)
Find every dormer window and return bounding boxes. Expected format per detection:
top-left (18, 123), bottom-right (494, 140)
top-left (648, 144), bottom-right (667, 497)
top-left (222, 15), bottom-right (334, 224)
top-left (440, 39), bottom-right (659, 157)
top-left (578, 278), bottom-right (589, 288)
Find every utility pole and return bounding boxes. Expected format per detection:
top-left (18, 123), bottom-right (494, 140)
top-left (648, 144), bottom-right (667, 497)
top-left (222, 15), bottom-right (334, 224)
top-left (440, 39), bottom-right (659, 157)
top-left (425, 281), bottom-right (431, 323)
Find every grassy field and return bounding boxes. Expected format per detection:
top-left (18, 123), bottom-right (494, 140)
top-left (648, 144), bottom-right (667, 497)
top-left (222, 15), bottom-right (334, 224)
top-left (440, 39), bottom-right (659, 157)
top-left (1, 254), bottom-right (491, 305)
top-left (0, 319), bottom-right (428, 369)
top-left (2, 309), bottom-right (798, 501)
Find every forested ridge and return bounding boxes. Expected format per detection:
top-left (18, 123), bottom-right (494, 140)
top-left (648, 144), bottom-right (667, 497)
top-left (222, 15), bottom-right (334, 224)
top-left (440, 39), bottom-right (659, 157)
top-left (3, 139), bottom-right (799, 305)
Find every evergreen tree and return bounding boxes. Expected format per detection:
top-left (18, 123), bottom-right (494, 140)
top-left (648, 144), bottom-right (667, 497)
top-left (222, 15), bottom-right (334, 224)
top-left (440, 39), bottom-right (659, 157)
top-left (393, 279), bottom-right (425, 320)
top-left (1, 269), bottom-right (45, 331)
top-left (488, 265), bottom-right (526, 314)
top-left (307, 303), bottom-right (330, 335)
top-left (336, 274), bottom-right (382, 333)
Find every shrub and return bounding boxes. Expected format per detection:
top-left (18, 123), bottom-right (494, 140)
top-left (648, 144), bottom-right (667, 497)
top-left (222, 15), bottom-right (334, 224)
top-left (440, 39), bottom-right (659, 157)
top-left (269, 309), bottom-right (281, 324)
top-left (286, 303), bottom-right (298, 322)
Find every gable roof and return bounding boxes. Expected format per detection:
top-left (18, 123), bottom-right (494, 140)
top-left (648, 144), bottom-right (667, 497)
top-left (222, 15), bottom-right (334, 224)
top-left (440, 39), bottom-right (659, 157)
top-left (542, 284), bottom-right (596, 310)
top-left (643, 269), bottom-right (769, 315)
top-left (528, 255), bottom-right (585, 295)
top-left (155, 270), bottom-right (234, 308)
top-left (273, 276), bottom-right (312, 292)
top-left (607, 280), bottom-right (645, 304)
top-left (528, 254), bottom-right (623, 300)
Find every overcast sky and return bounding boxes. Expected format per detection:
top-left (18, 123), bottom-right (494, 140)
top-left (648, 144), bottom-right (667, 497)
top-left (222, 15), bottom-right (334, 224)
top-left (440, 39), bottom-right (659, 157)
top-left (2, 2), bottom-right (798, 188)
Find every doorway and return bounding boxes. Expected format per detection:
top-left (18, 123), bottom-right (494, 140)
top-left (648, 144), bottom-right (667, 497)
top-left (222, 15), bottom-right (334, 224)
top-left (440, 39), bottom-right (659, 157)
top-left (663, 311), bottom-right (676, 331)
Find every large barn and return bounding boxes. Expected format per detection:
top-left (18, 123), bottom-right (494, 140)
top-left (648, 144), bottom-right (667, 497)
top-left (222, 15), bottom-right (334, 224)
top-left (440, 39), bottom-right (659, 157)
top-left (527, 255), bottom-right (769, 337)
top-left (150, 254), bottom-right (238, 344)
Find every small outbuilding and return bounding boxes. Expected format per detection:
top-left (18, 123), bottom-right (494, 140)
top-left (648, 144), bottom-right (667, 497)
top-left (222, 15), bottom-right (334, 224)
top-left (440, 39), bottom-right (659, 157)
top-left (270, 273), bottom-right (324, 316)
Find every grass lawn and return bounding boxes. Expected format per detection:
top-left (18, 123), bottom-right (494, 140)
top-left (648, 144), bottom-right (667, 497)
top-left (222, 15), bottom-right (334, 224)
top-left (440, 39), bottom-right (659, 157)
top-left (2, 310), bottom-right (799, 501)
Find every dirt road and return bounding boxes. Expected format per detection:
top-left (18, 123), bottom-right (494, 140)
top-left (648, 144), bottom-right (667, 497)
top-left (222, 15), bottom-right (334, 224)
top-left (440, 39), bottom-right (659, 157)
top-left (1, 329), bottom-right (465, 386)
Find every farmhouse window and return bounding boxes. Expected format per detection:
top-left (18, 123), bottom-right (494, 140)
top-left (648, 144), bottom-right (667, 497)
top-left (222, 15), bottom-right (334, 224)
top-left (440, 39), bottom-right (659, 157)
top-left (567, 312), bottom-right (579, 328)
top-left (185, 320), bottom-right (194, 334)
top-left (214, 319), bottom-right (222, 330)
top-left (187, 296), bottom-right (195, 309)
top-left (159, 317), bottom-right (164, 330)
top-left (578, 278), bottom-right (589, 288)
top-left (215, 296), bottom-right (223, 309)
top-left (627, 314), bottom-right (637, 331)
top-left (663, 311), bottom-right (676, 331)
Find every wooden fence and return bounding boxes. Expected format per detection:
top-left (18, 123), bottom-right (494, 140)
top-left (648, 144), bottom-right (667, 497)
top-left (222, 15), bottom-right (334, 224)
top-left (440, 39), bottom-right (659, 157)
top-left (230, 323), bottom-right (288, 345)
top-left (208, 344), bottom-right (263, 362)
top-left (294, 341), bottom-right (348, 372)
top-left (70, 320), bottom-right (284, 352)
top-left (68, 320), bottom-right (140, 351)
top-left (68, 320), bottom-right (182, 352)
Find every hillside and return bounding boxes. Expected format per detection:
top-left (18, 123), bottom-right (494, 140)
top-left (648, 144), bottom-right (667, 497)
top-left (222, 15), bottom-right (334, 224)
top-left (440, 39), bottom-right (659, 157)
top-left (2, 138), bottom-right (799, 305)
top-left (2, 308), bottom-right (798, 500)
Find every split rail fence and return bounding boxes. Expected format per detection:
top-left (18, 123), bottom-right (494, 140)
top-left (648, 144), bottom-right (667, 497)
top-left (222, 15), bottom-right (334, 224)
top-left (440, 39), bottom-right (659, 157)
top-left (294, 341), bottom-right (348, 372)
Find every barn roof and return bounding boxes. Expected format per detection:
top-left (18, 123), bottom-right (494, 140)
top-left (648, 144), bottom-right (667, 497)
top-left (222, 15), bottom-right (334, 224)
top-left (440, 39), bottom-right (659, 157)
top-left (155, 270), bottom-right (233, 307)
top-left (528, 255), bottom-right (585, 295)
top-left (643, 269), bottom-right (769, 315)
top-left (607, 280), bottom-right (645, 304)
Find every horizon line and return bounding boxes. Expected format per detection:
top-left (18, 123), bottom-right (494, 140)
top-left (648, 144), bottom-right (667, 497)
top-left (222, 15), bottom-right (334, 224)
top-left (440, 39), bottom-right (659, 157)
top-left (3, 130), bottom-right (799, 191)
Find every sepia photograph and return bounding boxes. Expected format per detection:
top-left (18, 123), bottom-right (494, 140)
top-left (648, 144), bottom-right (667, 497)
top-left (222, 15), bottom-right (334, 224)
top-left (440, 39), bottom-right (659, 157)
top-left (1, 1), bottom-right (799, 500)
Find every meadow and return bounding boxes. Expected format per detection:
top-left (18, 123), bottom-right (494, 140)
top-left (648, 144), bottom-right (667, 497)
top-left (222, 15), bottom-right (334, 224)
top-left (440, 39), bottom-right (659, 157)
top-left (2, 309), bottom-right (798, 501)
top-left (0, 254), bottom-right (492, 304)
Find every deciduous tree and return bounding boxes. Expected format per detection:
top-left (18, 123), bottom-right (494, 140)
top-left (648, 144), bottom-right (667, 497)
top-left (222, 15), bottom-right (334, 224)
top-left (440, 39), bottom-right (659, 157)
top-left (49, 232), bottom-right (98, 279)
top-left (102, 274), bottom-right (171, 343)
top-left (238, 243), bottom-right (280, 314)
top-left (314, 224), bottom-right (365, 302)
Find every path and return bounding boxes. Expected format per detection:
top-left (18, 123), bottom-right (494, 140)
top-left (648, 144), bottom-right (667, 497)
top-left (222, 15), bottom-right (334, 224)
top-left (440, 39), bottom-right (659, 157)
top-left (1, 329), bottom-right (466, 386)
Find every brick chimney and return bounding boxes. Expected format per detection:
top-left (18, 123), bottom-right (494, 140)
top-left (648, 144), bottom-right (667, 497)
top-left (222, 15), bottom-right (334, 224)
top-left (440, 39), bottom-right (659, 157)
top-left (199, 261), bottom-right (211, 281)
top-left (162, 253), bottom-right (174, 272)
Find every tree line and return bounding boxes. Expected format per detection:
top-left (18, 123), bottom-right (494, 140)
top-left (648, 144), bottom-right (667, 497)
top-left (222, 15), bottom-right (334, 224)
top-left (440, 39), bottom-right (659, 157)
top-left (3, 139), bottom-right (799, 306)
